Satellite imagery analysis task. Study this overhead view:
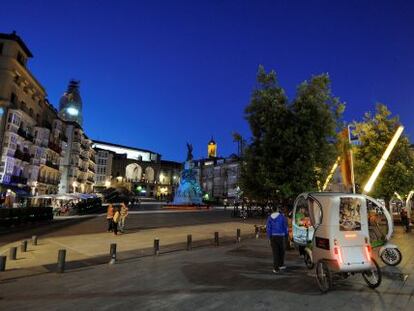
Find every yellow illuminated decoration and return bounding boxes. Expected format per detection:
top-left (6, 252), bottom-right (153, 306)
top-left (364, 126), bottom-right (404, 193)
top-left (322, 157), bottom-right (341, 191)
top-left (208, 137), bottom-right (217, 158)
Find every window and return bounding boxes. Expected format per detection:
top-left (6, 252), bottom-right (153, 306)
top-left (17, 52), bottom-right (25, 66)
top-left (339, 197), bottom-right (362, 231)
top-left (0, 43), bottom-right (4, 54)
top-left (10, 92), bottom-right (17, 104)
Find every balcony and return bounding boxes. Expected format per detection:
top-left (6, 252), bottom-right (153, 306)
top-left (14, 149), bottom-right (31, 162)
top-left (45, 160), bottom-right (60, 171)
top-left (38, 176), bottom-right (59, 185)
top-left (89, 155), bottom-right (96, 163)
top-left (87, 177), bottom-right (95, 183)
top-left (48, 141), bottom-right (62, 154)
top-left (11, 175), bottom-right (28, 184)
top-left (79, 153), bottom-right (88, 161)
top-left (88, 165), bottom-right (95, 173)
top-left (79, 166), bottom-right (88, 173)
top-left (17, 128), bottom-right (34, 142)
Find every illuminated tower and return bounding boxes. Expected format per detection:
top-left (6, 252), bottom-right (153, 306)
top-left (58, 80), bottom-right (83, 126)
top-left (208, 137), bottom-right (217, 158)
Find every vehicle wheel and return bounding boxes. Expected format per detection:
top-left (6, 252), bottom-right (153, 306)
top-left (316, 260), bottom-right (332, 293)
top-left (362, 258), bottom-right (382, 289)
top-left (304, 252), bottom-right (314, 269)
top-left (380, 248), bottom-right (402, 266)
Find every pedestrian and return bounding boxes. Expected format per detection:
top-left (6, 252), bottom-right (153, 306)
top-left (266, 205), bottom-right (289, 273)
top-left (118, 202), bottom-right (129, 233)
top-left (113, 205), bottom-right (120, 235)
top-left (106, 203), bottom-right (114, 232)
top-left (400, 207), bottom-right (409, 232)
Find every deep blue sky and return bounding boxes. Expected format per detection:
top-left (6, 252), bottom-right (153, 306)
top-left (1, 0), bottom-right (413, 161)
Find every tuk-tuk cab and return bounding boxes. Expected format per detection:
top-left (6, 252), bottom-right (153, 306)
top-left (292, 192), bottom-right (383, 292)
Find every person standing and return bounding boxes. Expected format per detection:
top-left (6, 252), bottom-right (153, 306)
top-left (106, 204), bottom-right (114, 232)
top-left (400, 208), bottom-right (409, 232)
top-left (266, 205), bottom-right (289, 273)
top-left (118, 202), bottom-right (129, 233)
top-left (113, 205), bottom-right (120, 235)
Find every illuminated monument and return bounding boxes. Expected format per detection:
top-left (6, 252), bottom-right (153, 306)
top-left (58, 80), bottom-right (83, 126)
top-left (172, 143), bottom-right (203, 205)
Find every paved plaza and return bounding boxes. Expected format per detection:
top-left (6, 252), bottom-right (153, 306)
top-left (0, 208), bottom-right (413, 311)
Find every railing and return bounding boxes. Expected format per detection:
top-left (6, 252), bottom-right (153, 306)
top-left (0, 207), bottom-right (53, 228)
top-left (37, 176), bottom-right (59, 185)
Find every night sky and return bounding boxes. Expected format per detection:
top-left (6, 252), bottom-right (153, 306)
top-left (1, 0), bottom-right (413, 161)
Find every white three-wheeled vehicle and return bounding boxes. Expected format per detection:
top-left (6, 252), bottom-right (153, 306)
top-left (292, 192), bottom-right (384, 292)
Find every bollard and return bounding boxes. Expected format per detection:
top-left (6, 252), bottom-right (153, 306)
top-left (0, 256), bottom-right (6, 272)
top-left (236, 228), bottom-right (241, 243)
top-left (154, 238), bottom-right (160, 256)
top-left (9, 247), bottom-right (17, 260)
top-left (57, 249), bottom-right (66, 273)
top-left (109, 243), bottom-right (117, 264)
top-left (214, 232), bottom-right (219, 246)
top-left (21, 240), bottom-right (28, 252)
top-left (32, 235), bottom-right (38, 246)
top-left (255, 226), bottom-right (259, 239)
top-left (187, 234), bottom-right (192, 251)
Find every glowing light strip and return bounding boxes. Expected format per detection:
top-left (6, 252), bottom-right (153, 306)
top-left (322, 157), bottom-right (340, 191)
top-left (364, 126), bottom-right (404, 193)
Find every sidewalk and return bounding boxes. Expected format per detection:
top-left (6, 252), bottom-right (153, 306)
top-left (0, 228), bottom-right (413, 311)
top-left (0, 221), bottom-right (259, 280)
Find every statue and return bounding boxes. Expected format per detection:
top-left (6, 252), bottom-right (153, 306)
top-left (186, 143), bottom-right (193, 161)
top-left (170, 142), bottom-right (203, 206)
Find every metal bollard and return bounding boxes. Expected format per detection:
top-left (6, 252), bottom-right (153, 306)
top-left (32, 235), bottom-right (38, 246)
top-left (214, 232), bottom-right (219, 246)
top-left (0, 256), bottom-right (6, 272)
top-left (154, 238), bottom-right (160, 256)
top-left (255, 226), bottom-right (259, 239)
top-left (9, 247), bottom-right (17, 260)
top-left (237, 228), bottom-right (241, 243)
top-left (187, 234), bottom-right (192, 251)
top-left (21, 240), bottom-right (28, 252)
top-left (109, 243), bottom-right (117, 264)
top-left (57, 249), bottom-right (66, 273)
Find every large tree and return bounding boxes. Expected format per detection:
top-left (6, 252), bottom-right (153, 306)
top-left (353, 104), bottom-right (414, 202)
top-left (240, 66), bottom-right (344, 202)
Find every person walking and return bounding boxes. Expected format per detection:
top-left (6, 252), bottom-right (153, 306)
top-left (118, 202), bottom-right (129, 233)
top-left (113, 205), bottom-right (120, 235)
top-left (106, 204), bottom-right (115, 232)
top-left (266, 205), bottom-right (289, 273)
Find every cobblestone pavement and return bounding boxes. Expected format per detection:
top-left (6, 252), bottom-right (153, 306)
top-left (0, 226), bottom-right (413, 311)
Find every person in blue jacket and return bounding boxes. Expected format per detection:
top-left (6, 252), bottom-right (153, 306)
top-left (266, 205), bottom-right (289, 273)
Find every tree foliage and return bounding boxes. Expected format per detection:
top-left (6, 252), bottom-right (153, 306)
top-left (353, 104), bottom-right (414, 201)
top-left (240, 66), bottom-right (344, 202)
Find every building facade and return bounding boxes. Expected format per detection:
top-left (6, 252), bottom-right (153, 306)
top-left (0, 32), bottom-right (66, 195)
top-left (193, 155), bottom-right (241, 201)
top-left (59, 122), bottom-right (96, 194)
top-left (92, 140), bottom-right (181, 198)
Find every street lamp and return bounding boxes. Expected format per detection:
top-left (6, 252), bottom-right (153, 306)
top-left (363, 126), bottom-right (404, 193)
